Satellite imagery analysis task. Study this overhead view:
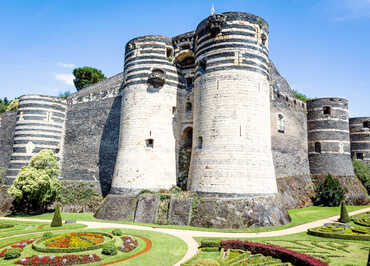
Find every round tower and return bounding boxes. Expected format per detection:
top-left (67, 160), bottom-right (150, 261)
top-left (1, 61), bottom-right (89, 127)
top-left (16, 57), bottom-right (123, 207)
top-left (111, 35), bottom-right (179, 195)
top-left (307, 98), bottom-right (354, 176)
top-left (7, 95), bottom-right (67, 179)
top-left (188, 12), bottom-right (277, 195)
top-left (349, 117), bottom-right (370, 165)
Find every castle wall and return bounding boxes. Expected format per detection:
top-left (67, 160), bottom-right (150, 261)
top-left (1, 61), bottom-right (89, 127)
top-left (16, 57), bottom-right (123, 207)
top-left (6, 95), bottom-right (67, 181)
top-left (188, 12), bottom-right (277, 195)
top-left (349, 117), bottom-right (370, 165)
top-left (111, 35), bottom-right (179, 195)
top-left (61, 73), bottom-right (123, 195)
top-left (0, 110), bottom-right (17, 172)
top-left (307, 98), bottom-right (354, 176)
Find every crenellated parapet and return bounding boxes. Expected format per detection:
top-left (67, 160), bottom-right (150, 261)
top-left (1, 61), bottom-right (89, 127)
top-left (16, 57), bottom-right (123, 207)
top-left (272, 88), bottom-right (307, 111)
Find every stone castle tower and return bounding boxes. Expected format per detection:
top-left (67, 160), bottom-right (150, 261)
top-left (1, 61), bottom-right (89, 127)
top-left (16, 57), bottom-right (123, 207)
top-left (0, 11), bottom-right (368, 228)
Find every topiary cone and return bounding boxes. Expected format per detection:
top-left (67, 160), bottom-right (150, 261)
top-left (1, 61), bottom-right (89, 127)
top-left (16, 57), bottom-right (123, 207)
top-left (51, 204), bottom-right (63, 227)
top-left (339, 201), bottom-right (350, 223)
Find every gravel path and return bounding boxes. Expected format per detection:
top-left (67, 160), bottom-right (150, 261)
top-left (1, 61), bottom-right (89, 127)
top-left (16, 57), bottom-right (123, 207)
top-left (1, 207), bottom-right (369, 266)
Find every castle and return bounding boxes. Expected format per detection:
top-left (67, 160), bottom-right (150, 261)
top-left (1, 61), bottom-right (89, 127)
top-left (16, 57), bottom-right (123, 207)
top-left (0, 12), bottom-right (368, 228)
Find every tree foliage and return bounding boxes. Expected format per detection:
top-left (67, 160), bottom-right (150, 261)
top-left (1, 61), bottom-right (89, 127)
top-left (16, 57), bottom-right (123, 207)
top-left (292, 90), bottom-right (310, 102)
top-left (353, 159), bottom-right (370, 194)
top-left (0, 97), bottom-right (10, 114)
top-left (6, 99), bottom-right (19, 112)
top-left (8, 150), bottom-right (62, 212)
top-left (314, 174), bottom-right (344, 207)
top-left (58, 90), bottom-right (71, 99)
top-left (51, 204), bottom-right (63, 227)
top-left (73, 66), bottom-right (106, 91)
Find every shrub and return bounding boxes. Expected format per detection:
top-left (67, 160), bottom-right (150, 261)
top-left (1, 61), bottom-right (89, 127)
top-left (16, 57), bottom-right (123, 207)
top-left (339, 201), bottom-right (350, 223)
top-left (112, 229), bottom-right (122, 236)
top-left (102, 243), bottom-right (117, 256)
top-left (51, 205), bottom-right (63, 227)
top-left (195, 258), bottom-right (220, 266)
top-left (200, 240), bottom-right (220, 248)
top-left (56, 182), bottom-right (103, 212)
top-left (314, 174), bottom-right (344, 207)
top-left (353, 159), bottom-right (370, 194)
top-left (42, 232), bottom-right (53, 239)
top-left (8, 150), bottom-right (62, 212)
top-left (292, 90), bottom-right (310, 102)
top-left (5, 99), bottom-right (19, 112)
top-left (4, 248), bottom-right (21, 260)
top-left (220, 240), bottom-right (328, 266)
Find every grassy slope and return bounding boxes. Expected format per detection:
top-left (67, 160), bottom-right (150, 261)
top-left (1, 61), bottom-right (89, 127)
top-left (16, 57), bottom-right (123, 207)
top-left (0, 227), bottom-right (187, 266)
top-left (7, 205), bottom-right (369, 233)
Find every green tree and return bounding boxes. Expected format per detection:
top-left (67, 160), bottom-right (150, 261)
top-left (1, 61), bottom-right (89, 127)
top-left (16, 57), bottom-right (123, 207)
top-left (51, 204), bottom-right (63, 227)
top-left (8, 150), bottom-right (62, 212)
top-left (5, 99), bottom-right (19, 112)
top-left (58, 90), bottom-right (71, 99)
top-left (314, 174), bottom-right (344, 207)
top-left (73, 66), bottom-right (106, 91)
top-left (0, 97), bottom-right (10, 114)
top-left (339, 200), bottom-right (350, 223)
top-left (353, 159), bottom-right (370, 194)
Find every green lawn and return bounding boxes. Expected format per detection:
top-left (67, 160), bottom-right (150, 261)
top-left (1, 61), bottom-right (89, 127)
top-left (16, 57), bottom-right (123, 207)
top-left (195, 232), bottom-right (370, 266)
top-left (5, 205), bottom-right (369, 233)
top-left (0, 220), bottom-right (86, 238)
top-left (0, 227), bottom-right (188, 266)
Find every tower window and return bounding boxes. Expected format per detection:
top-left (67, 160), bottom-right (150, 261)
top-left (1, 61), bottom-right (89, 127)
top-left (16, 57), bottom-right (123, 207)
top-left (363, 121), bottom-right (370, 129)
top-left (261, 34), bottom-right (267, 46)
top-left (199, 59), bottom-right (207, 73)
top-left (186, 102), bottom-right (192, 113)
top-left (197, 136), bottom-right (203, 149)
top-left (186, 77), bottom-right (193, 89)
top-left (323, 106), bottom-right (331, 115)
top-left (315, 142), bottom-right (321, 153)
top-left (357, 153), bottom-right (364, 160)
top-left (172, 106), bottom-right (176, 115)
top-left (181, 43), bottom-right (191, 50)
top-left (277, 114), bottom-right (285, 133)
top-left (166, 47), bottom-right (173, 58)
top-left (146, 138), bottom-right (154, 148)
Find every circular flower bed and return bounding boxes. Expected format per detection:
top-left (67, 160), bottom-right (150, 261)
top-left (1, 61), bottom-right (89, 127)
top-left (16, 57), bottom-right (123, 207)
top-left (0, 239), bottom-right (35, 257)
top-left (32, 232), bottom-right (114, 253)
top-left (14, 254), bottom-right (101, 265)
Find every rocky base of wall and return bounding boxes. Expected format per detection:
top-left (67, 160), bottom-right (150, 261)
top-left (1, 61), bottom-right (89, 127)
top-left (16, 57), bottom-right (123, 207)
top-left (0, 188), bottom-right (13, 214)
top-left (94, 193), bottom-right (291, 229)
top-left (311, 175), bottom-right (369, 205)
top-left (277, 175), bottom-right (315, 209)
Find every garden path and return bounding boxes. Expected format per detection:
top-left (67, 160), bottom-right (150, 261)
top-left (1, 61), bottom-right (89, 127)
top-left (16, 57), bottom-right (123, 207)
top-left (0, 207), bottom-right (369, 266)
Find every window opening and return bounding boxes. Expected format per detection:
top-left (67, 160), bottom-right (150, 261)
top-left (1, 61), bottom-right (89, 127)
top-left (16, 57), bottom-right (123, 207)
top-left (197, 136), bottom-right (203, 149)
top-left (323, 106), bottom-right (331, 115)
top-left (186, 102), bottom-right (192, 113)
top-left (315, 142), bottom-right (321, 153)
top-left (277, 114), bottom-right (285, 133)
top-left (146, 138), bottom-right (154, 148)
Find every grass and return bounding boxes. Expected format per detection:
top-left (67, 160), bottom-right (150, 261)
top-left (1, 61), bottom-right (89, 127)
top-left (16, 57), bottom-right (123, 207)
top-left (5, 205), bottom-right (369, 233)
top-left (0, 227), bottom-right (188, 266)
top-left (0, 220), bottom-right (86, 238)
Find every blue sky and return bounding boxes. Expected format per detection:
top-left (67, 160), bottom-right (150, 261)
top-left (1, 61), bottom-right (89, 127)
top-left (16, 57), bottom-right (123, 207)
top-left (0, 0), bottom-right (369, 116)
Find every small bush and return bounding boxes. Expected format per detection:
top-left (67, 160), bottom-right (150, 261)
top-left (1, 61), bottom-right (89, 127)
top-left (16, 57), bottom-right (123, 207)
top-left (112, 229), bottom-right (123, 236)
top-left (314, 174), bottom-right (344, 207)
top-left (51, 205), bottom-right (63, 227)
top-left (42, 232), bottom-right (53, 239)
top-left (339, 201), bottom-right (350, 223)
top-left (4, 248), bottom-right (21, 260)
top-left (200, 240), bottom-right (220, 248)
top-left (102, 243), bottom-right (117, 256)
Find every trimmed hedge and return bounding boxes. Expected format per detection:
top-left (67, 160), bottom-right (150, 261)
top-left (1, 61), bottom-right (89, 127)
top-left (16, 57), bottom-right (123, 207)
top-left (42, 232), bottom-right (53, 239)
top-left (4, 248), bottom-right (21, 260)
top-left (220, 240), bottom-right (328, 266)
top-left (32, 232), bottom-right (115, 253)
top-left (102, 243), bottom-right (117, 256)
top-left (0, 224), bottom-right (14, 229)
top-left (200, 240), bottom-right (220, 248)
top-left (307, 226), bottom-right (370, 241)
top-left (112, 229), bottom-right (123, 236)
top-left (51, 205), bottom-right (63, 227)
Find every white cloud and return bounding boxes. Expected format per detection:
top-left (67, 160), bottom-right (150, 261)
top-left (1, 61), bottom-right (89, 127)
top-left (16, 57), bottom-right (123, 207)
top-left (55, 73), bottom-right (74, 86)
top-left (57, 62), bottom-right (75, 68)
